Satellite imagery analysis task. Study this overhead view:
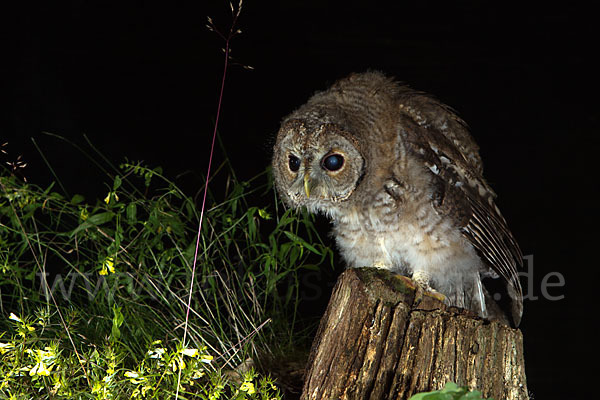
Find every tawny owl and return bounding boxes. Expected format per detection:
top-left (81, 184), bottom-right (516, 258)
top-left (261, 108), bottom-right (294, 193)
top-left (272, 72), bottom-right (523, 326)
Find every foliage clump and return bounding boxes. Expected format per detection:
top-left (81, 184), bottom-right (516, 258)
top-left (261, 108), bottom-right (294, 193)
top-left (0, 154), bottom-right (332, 398)
top-left (409, 382), bottom-right (492, 400)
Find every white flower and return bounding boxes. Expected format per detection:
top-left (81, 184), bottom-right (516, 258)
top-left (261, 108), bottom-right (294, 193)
top-left (124, 370), bottom-right (145, 384)
top-left (181, 348), bottom-right (199, 357)
top-left (147, 347), bottom-right (166, 359)
top-left (124, 371), bottom-right (139, 379)
top-left (0, 342), bottom-right (14, 355)
top-left (9, 313), bottom-right (22, 323)
top-left (30, 361), bottom-right (52, 376)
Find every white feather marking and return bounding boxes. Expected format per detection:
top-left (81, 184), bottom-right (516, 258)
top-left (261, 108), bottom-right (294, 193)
top-left (428, 164), bottom-right (440, 175)
top-left (475, 274), bottom-right (488, 318)
top-left (478, 184), bottom-right (487, 197)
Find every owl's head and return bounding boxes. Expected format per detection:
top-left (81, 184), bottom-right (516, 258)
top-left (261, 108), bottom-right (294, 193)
top-left (272, 118), bottom-right (365, 215)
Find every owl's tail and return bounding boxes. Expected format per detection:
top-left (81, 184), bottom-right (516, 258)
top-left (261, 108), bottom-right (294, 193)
top-left (444, 272), bottom-right (489, 321)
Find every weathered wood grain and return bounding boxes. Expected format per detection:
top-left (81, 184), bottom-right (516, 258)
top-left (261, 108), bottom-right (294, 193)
top-left (301, 268), bottom-right (528, 400)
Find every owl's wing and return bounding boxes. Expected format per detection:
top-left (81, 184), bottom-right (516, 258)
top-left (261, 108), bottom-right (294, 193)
top-left (396, 89), bottom-right (523, 325)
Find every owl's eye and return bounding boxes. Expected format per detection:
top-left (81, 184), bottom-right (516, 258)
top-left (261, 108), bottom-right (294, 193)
top-left (288, 155), bottom-right (301, 172)
top-left (322, 154), bottom-right (344, 172)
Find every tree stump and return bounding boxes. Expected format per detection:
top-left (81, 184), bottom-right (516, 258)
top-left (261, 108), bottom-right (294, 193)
top-left (301, 268), bottom-right (528, 400)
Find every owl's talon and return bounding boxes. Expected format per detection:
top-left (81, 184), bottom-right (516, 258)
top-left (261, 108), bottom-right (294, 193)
top-left (411, 270), bottom-right (444, 304)
top-left (414, 284), bottom-right (446, 306)
top-left (414, 285), bottom-right (425, 306)
top-left (394, 275), bottom-right (446, 305)
top-left (424, 288), bottom-right (446, 303)
top-left (372, 261), bottom-right (391, 270)
top-left (394, 275), bottom-right (417, 290)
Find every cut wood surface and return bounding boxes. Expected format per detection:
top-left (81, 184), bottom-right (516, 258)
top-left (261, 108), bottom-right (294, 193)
top-left (301, 268), bottom-right (528, 400)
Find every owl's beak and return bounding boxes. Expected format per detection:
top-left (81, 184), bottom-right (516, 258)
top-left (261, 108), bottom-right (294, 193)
top-left (303, 174), bottom-right (312, 198)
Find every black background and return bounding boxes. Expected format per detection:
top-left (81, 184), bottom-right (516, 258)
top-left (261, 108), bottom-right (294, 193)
top-left (2, 2), bottom-right (596, 398)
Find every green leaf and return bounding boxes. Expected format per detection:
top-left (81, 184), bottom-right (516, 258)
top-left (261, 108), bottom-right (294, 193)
top-left (408, 393), bottom-right (428, 400)
top-left (42, 181), bottom-right (56, 196)
top-left (410, 392), bottom-right (450, 400)
top-left (70, 194), bottom-right (85, 205)
top-left (408, 383), bottom-right (489, 400)
top-left (70, 211), bottom-right (115, 236)
top-left (459, 391), bottom-right (486, 400)
top-left (441, 382), bottom-right (460, 392)
top-left (113, 175), bottom-right (122, 191)
top-left (86, 211), bottom-right (115, 226)
top-left (110, 305), bottom-right (124, 343)
top-left (258, 208), bottom-right (272, 220)
top-left (283, 231), bottom-right (321, 255)
top-left (126, 203), bottom-right (137, 224)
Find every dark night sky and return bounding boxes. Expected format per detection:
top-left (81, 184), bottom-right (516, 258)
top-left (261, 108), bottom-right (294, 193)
top-left (2, 2), bottom-right (596, 398)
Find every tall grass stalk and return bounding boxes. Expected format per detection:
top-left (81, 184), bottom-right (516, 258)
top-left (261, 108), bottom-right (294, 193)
top-left (177, 2), bottom-right (243, 396)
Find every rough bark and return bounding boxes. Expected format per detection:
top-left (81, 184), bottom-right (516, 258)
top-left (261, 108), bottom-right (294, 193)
top-left (301, 268), bottom-right (528, 400)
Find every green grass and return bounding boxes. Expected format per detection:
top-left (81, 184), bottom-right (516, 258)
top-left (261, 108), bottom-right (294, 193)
top-left (0, 148), bottom-right (333, 399)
